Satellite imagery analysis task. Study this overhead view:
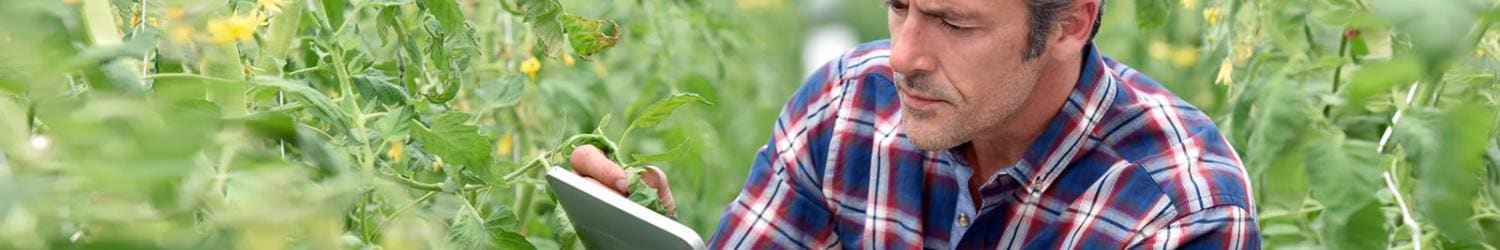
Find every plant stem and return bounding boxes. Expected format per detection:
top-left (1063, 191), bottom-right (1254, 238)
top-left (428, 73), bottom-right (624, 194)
top-left (1385, 171), bottom-right (1422, 250)
top-left (379, 190), bottom-right (438, 227)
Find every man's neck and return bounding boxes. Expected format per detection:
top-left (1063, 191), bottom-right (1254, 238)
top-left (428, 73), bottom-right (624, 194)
top-left (961, 54), bottom-right (1083, 201)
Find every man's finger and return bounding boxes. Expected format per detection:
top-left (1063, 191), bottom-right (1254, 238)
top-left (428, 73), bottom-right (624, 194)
top-left (570, 145), bottom-right (628, 193)
top-left (641, 166), bottom-right (676, 215)
top-left (581, 177), bottom-right (624, 195)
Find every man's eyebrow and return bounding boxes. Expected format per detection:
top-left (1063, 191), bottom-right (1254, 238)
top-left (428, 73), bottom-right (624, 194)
top-left (919, 2), bottom-right (978, 21)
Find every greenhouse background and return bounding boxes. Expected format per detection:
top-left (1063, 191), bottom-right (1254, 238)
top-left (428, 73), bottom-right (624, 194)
top-left (0, 0), bottom-right (1498, 248)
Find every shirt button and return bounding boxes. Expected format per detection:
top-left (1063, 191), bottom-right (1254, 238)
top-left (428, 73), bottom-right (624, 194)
top-left (957, 213), bottom-right (971, 227)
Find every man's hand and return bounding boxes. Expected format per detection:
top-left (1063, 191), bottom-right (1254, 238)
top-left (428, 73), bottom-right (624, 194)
top-left (569, 144), bottom-right (677, 215)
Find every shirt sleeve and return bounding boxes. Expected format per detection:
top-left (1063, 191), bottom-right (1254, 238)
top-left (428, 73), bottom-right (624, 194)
top-left (1130, 205), bottom-right (1260, 250)
top-left (707, 59), bottom-right (846, 249)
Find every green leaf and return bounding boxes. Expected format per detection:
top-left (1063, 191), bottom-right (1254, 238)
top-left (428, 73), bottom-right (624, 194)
top-left (474, 74), bottom-right (526, 109)
top-left (628, 93), bottom-right (712, 131)
top-left (250, 77), bottom-right (353, 133)
top-left (552, 205), bottom-right (581, 249)
top-left (351, 0), bottom-right (412, 7)
top-left (1303, 136), bottom-right (1386, 250)
top-left (1134, 0), bottom-right (1168, 31)
top-left (417, 0), bottom-right (466, 35)
top-left (1369, 0), bottom-right (1481, 65)
top-left (376, 105), bottom-right (415, 140)
top-left (1324, 202), bottom-right (1388, 250)
top-left (624, 167), bottom-right (668, 215)
top-left (1342, 58), bottom-right (1422, 114)
top-left (411, 112), bottom-right (495, 179)
top-left (354, 69), bottom-right (409, 106)
top-left (1407, 104), bottom-right (1496, 242)
top-left (629, 139), bottom-right (691, 166)
top-left (561, 14), bottom-right (620, 58)
top-left (494, 230), bottom-right (536, 250)
top-left (517, 0), bottom-right (567, 57)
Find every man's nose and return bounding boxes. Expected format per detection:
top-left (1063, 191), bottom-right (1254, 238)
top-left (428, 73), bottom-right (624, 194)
top-left (889, 17), bottom-right (937, 77)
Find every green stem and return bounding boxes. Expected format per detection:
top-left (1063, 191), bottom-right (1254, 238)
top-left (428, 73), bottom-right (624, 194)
top-left (378, 168), bottom-right (485, 192)
top-left (143, 73), bottom-right (245, 83)
top-left (379, 190), bottom-right (438, 227)
top-left (328, 44), bottom-right (377, 174)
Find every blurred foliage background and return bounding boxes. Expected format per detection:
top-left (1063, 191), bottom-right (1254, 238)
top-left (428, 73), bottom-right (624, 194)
top-left (1, 0), bottom-right (1499, 249)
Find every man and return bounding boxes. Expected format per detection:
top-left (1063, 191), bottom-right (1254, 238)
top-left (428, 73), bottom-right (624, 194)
top-left (571, 0), bottom-right (1259, 248)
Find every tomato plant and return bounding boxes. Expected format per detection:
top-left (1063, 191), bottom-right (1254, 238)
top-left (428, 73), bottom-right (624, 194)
top-left (6, 0), bottom-right (1499, 249)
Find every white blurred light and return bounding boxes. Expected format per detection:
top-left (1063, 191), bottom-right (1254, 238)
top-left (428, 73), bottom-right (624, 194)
top-left (29, 135), bottom-right (49, 151)
top-left (801, 24), bottom-right (860, 77)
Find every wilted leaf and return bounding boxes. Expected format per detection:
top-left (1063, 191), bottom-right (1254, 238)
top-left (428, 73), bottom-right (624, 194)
top-left (561, 14), bottom-right (620, 58)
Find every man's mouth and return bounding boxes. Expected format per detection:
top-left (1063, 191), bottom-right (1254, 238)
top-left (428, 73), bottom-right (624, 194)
top-left (899, 90), bottom-right (945, 111)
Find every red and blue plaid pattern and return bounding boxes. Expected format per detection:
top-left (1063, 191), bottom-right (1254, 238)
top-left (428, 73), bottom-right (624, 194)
top-left (709, 40), bottom-right (1258, 249)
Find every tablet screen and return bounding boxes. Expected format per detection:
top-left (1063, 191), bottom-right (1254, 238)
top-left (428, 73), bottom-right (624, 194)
top-left (546, 166), bottom-right (706, 250)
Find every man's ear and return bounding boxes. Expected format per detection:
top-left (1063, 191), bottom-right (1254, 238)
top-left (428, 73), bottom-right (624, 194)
top-left (1049, 0), bottom-right (1100, 61)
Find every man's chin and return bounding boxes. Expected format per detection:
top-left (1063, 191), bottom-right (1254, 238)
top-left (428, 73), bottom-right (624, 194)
top-left (898, 118), bottom-right (965, 151)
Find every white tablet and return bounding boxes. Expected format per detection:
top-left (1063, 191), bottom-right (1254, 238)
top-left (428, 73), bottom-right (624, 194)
top-left (545, 166), bottom-right (706, 250)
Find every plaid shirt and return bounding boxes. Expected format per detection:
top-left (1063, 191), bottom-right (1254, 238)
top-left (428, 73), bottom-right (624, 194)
top-left (708, 40), bottom-right (1258, 249)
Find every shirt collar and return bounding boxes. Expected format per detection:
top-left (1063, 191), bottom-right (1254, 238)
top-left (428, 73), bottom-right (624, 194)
top-left (948, 43), bottom-right (1117, 195)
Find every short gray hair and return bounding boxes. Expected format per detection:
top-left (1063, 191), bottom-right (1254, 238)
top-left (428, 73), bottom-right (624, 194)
top-left (1023, 0), bottom-right (1100, 60)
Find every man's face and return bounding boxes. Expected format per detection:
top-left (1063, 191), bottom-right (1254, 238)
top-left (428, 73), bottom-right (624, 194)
top-left (888, 0), bottom-right (1047, 151)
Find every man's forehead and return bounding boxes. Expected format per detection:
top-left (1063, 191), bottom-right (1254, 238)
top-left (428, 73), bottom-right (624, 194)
top-left (900, 0), bottom-right (1003, 20)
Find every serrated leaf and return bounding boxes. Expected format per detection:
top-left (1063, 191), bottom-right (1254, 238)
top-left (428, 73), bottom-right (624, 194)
top-left (376, 105), bottom-right (415, 140)
top-left (474, 74), bottom-right (526, 109)
top-left (411, 112), bottom-right (495, 179)
top-left (354, 69), bottom-right (409, 106)
top-left (561, 14), bottom-right (620, 58)
top-left (517, 0), bottom-right (567, 57)
top-left (448, 203), bottom-right (491, 248)
top-left (628, 93), bottom-right (711, 130)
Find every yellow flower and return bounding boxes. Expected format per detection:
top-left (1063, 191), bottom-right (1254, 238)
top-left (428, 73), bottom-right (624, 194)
top-left (496, 132), bottom-right (514, 156)
top-left (1169, 46), bottom-right (1199, 69)
top-left (206, 13), bottom-right (260, 44)
top-left (562, 55), bottom-right (576, 66)
top-left (169, 25), bottom-right (195, 44)
top-left (1203, 7), bottom-right (1224, 26)
top-left (1215, 58), bottom-right (1234, 86)
top-left (1180, 0), bottom-right (1197, 10)
top-left (432, 156), bottom-right (444, 172)
top-left (520, 57), bottom-right (541, 80)
top-left (1233, 39), bottom-right (1254, 65)
top-left (166, 7), bottom-right (186, 20)
top-left (1148, 40), bottom-right (1170, 60)
top-left (386, 141), bottom-right (404, 160)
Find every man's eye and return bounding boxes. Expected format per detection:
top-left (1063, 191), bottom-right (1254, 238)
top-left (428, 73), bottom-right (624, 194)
top-left (884, 0), bottom-right (908, 12)
top-left (942, 21), bottom-right (969, 32)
